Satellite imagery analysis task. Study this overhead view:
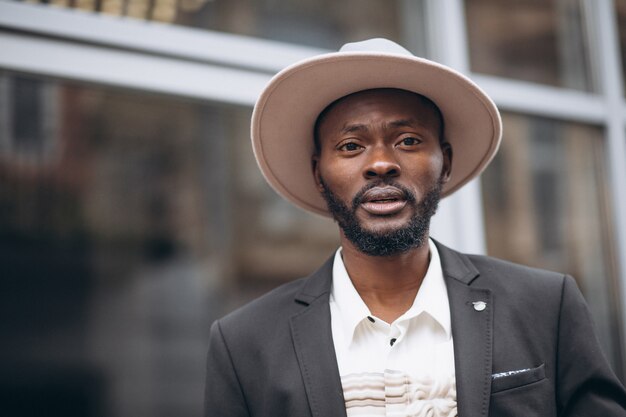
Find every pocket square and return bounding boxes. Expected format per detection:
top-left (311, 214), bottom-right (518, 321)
top-left (492, 368), bottom-right (531, 380)
top-left (490, 364), bottom-right (546, 393)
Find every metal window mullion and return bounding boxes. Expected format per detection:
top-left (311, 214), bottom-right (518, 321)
top-left (471, 75), bottom-right (605, 124)
top-left (0, 1), bottom-right (325, 74)
top-left (424, 0), bottom-right (470, 72)
top-left (424, 0), bottom-right (487, 255)
top-left (590, 0), bottom-right (626, 375)
top-left (0, 31), bottom-right (271, 106)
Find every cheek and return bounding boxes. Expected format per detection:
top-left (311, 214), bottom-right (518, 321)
top-left (403, 153), bottom-right (444, 180)
top-left (317, 159), bottom-right (362, 195)
top-left (430, 154), bottom-right (446, 178)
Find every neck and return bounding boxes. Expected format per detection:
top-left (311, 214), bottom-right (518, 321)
top-left (339, 232), bottom-right (431, 323)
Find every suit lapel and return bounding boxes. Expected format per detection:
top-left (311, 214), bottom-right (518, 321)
top-left (436, 241), bottom-right (493, 417)
top-left (290, 258), bottom-right (347, 417)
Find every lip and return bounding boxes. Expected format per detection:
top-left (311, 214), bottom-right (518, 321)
top-left (360, 187), bottom-right (408, 216)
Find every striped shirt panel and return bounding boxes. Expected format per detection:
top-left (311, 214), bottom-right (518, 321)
top-left (342, 372), bottom-right (457, 417)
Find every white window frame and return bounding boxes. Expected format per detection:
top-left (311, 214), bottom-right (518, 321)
top-left (428, 0), bottom-right (626, 374)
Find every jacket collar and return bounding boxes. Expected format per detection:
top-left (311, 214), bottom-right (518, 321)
top-left (435, 239), bottom-right (493, 417)
top-left (434, 239), bottom-right (481, 285)
top-left (294, 254), bottom-right (334, 306)
top-left (294, 238), bottom-right (481, 304)
top-left (290, 254), bottom-right (346, 417)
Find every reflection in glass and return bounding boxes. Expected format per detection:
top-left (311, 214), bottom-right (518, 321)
top-left (465, 0), bottom-right (593, 91)
top-left (0, 71), bottom-right (338, 416)
top-left (19, 0), bottom-right (404, 50)
top-left (481, 113), bottom-right (622, 377)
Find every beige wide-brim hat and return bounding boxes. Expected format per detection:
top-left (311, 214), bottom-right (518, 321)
top-left (252, 38), bottom-right (502, 217)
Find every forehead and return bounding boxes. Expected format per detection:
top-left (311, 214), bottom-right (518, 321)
top-left (317, 88), bottom-right (441, 133)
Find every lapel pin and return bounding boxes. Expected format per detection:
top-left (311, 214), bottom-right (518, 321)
top-left (472, 301), bottom-right (487, 311)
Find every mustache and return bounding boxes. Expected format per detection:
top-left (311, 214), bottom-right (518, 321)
top-left (351, 180), bottom-right (416, 209)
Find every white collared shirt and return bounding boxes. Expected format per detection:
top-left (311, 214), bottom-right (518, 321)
top-left (329, 239), bottom-right (457, 417)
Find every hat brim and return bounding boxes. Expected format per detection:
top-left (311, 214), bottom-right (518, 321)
top-left (252, 52), bottom-right (502, 217)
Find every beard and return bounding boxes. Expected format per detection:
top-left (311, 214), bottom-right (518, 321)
top-left (319, 177), bottom-right (443, 257)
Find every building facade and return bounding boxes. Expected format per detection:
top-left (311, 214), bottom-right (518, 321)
top-left (1, 1), bottom-right (625, 416)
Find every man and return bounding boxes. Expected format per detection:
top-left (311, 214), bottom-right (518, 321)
top-left (204, 38), bottom-right (626, 416)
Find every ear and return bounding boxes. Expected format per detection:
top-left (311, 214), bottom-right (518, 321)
top-left (440, 142), bottom-right (453, 183)
top-left (311, 154), bottom-right (325, 192)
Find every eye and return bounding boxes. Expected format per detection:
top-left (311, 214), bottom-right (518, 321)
top-left (397, 136), bottom-right (422, 147)
top-left (338, 142), bottom-right (363, 152)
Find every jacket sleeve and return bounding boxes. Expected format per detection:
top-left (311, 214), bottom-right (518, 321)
top-left (204, 320), bottom-right (250, 417)
top-left (556, 275), bottom-right (626, 415)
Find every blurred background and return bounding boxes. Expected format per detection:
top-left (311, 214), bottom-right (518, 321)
top-left (1, 0), bottom-right (626, 415)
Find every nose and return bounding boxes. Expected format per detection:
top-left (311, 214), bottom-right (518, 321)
top-left (363, 147), bottom-right (401, 180)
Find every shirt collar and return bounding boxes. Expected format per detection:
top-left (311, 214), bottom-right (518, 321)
top-left (330, 238), bottom-right (451, 344)
top-left (401, 239), bottom-right (451, 338)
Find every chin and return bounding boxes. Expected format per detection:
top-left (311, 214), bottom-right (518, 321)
top-left (357, 215), bottom-right (413, 235)
top-left (358, 208), bottom-right (412, 225)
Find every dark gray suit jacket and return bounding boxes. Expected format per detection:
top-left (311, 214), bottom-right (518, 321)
top-left (204, 241), bottom-right (626, 416)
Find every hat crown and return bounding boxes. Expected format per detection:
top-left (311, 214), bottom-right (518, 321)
top-left (339, 38), bottom-right (413, 56)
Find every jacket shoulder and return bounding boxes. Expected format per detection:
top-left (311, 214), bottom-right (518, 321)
top-left (462, 253), bottom-right (569, 310)
top-left (435, 239), bottom-right (565, 290)
top-left (467, 253), bottom-right (565, 282)
top-left (218, 276), bottom-right (309, 330)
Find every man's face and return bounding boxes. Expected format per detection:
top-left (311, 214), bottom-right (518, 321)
top-left (313, 88), bottom-right (452, 256)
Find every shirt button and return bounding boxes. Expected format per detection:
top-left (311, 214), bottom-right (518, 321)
top-left (390, 338), bottom-right (397, 346)
top-left (367, 316), bottom-right (375, 323)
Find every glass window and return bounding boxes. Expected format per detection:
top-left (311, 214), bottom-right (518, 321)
top-left (616, 0), bottom-right (626, 96)
top-left (0, 70), bottom-right (338, 417)
top-left (481, 112), bottom-right (623, 377)
top-left (465, 0), bottom-right (594, 91)
top-left (21, 0), bottom-right (406, 50)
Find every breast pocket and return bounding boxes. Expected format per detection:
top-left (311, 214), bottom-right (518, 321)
top-left (491, 363), bottom-right (546, 394)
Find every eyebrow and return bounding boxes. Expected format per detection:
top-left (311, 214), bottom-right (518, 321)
top-left (340, 123), bottom-right (368, 134)
top-left (386, 119), bottom-right (419, 129)
top-left (340, 119), bottom-right (420, 134)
